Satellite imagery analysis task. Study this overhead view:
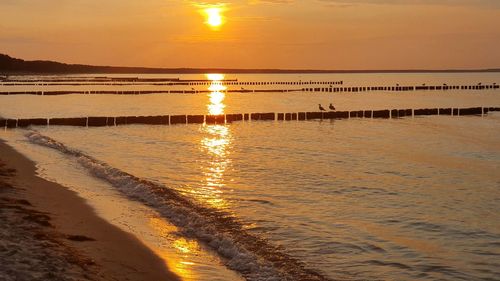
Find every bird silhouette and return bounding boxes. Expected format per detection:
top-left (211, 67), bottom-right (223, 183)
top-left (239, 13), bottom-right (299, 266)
top-left (329, 103), bottom-right (336, 111)
top-left (318, 104), bottom-right (326, 111)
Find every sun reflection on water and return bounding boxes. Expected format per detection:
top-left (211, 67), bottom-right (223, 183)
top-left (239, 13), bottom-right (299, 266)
top-left (206, 73), bottom-right (226, 116)
top-left (148, 217), bottom-right (199, 280)
top-left (198, 74), bottom-right (232, 210)
top-left (199, 124), bottom-right (231, 209)
top-left (206, 73), bottom-right (225, 81)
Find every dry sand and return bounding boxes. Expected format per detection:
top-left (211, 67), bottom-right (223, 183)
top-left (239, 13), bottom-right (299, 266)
top-left (0, 139), bottom-right (179, 281)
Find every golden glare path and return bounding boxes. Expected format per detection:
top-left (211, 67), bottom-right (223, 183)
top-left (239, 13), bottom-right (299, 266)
top-left (206, 73), bottom-right (226, 116)
top-left (197, 74), bottom-right (232, 210)
top-left (148, 218), bottom-right (199, 280)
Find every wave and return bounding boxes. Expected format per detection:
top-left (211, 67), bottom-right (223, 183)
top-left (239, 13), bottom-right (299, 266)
top-left (26, 131), bottom-right (330, 281)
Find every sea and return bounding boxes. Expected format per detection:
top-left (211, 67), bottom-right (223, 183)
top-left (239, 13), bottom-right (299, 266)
top-left (1, 72), bottom-right (500, 281)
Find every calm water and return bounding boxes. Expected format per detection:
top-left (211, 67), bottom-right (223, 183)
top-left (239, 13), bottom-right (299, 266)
top-left (1, 73), bottom-right (500, 118)
top-left (1, 73), bottom-right (500, 281)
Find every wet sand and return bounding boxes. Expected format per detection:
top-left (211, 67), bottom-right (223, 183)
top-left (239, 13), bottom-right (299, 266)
top-left (0, 139), bottom-right (179, 281)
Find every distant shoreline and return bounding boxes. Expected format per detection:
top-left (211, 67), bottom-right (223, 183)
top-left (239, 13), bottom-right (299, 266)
top-left (1, 54), bottom-right (500, 75)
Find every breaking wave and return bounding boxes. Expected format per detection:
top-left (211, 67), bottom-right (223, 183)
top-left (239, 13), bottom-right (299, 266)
top-left (26, 131), bottom-right (330, 281)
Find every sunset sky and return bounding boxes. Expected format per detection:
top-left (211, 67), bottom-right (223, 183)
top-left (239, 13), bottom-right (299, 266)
top-left (1, 0), bottom-right (499, 69)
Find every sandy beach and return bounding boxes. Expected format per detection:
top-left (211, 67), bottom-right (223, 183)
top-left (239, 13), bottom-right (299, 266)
top-left (0, 139), bottom-right (179, 281)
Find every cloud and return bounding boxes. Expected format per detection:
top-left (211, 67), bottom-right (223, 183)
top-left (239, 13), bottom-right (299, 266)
top-left (317, 0), bottom-right (500, 8)
top-left (248, 0), bottom-right (294, 4)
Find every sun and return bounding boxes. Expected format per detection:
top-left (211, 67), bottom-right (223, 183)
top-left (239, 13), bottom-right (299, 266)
top-left (203, 7), bottom-right (225, 29)
top-left (206, 8), bottom-right (222, 27)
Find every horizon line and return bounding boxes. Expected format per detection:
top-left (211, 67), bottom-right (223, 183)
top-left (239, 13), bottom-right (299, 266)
top-left (1, 53), bottom-right (500, 74)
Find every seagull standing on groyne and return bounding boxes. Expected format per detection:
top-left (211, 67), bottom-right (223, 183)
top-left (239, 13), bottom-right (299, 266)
top-left (329, 103), bottom-right (336, 111)
top-left (319, 104), bottom-right (326, 111)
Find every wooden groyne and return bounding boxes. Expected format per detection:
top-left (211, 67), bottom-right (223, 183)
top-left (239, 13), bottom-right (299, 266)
top-left (0, 80), bottom-right (343, 87)
top-left (0, 77), bottom-right (182, 83)
top-left (2, 107), bottom-right (499, 128)
top-left (0, 83), bottom-right (497, 96)
top-left (0, 89), bottom-right (303, 95)
top-left (304, 84), bottom-right (499, 92)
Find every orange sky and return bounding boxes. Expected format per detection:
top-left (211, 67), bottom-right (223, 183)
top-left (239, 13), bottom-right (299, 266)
top-left (1, 0), bottom-right (499, 69)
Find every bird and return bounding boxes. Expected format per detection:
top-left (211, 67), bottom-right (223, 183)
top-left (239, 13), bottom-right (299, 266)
top-left (329, 103), bottom-right (336, 111)
top-left (318, 104), bottom-right (326, 111)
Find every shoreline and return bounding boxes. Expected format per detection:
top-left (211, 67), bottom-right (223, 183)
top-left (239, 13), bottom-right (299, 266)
top-left (0, 139), bottom-right (179, 281)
